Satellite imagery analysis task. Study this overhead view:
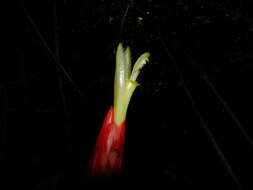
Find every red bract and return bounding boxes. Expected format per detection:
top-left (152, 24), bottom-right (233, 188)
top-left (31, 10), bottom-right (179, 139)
top-left (87, 106), bottom-right (125, 179)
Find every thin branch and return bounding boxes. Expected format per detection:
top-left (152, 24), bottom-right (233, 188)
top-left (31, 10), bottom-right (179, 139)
top-left (52, 2), bottom-right (73, 153)
top-left (119, 4), bottom-right (130, 38)
top-left (160, 37), bottom-right (242, 188)
top-left (199, 68), bottom-right (253, 147)
top-left (19, 0), bottom-right (89, 103)
top-left (182, 84), bottom-right (242, 188)
top-left (52, 2), bottom-right (69, 117)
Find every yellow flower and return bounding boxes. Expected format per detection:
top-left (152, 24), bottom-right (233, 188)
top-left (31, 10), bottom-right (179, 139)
top-left (114, 43), bottom-right (150, 125)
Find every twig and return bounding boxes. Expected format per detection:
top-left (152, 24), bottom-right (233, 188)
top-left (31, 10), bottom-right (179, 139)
top-left (119, 4), bottom-right (130, 38)
top-left (52, 2), bottom-right (69, 117)
top-left (19, 0), bottom-right (89, 103)
top-left (52, 2), bottom-right (73, 153)
top-left (185, 86), bottom-right (242, 188)
top-left (198, 67), bottom-right (253, 147)
top-left (160, 37), bottom-right (242, 188)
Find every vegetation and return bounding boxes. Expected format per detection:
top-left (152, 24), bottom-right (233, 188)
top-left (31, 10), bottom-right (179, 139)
top-left (2, 0), bottom-right (253, 189)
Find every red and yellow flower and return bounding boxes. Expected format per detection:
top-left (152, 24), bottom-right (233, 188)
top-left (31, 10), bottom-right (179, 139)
top-left (87, 43), bottom-right (150, 179)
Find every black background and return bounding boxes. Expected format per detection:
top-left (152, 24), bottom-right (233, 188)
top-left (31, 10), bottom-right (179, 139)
top-left (2, 0), bottom-right (253, 189)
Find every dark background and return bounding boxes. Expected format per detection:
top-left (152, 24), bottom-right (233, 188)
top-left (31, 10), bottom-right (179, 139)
top-left (2, 0), bottom-right (253, 189)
